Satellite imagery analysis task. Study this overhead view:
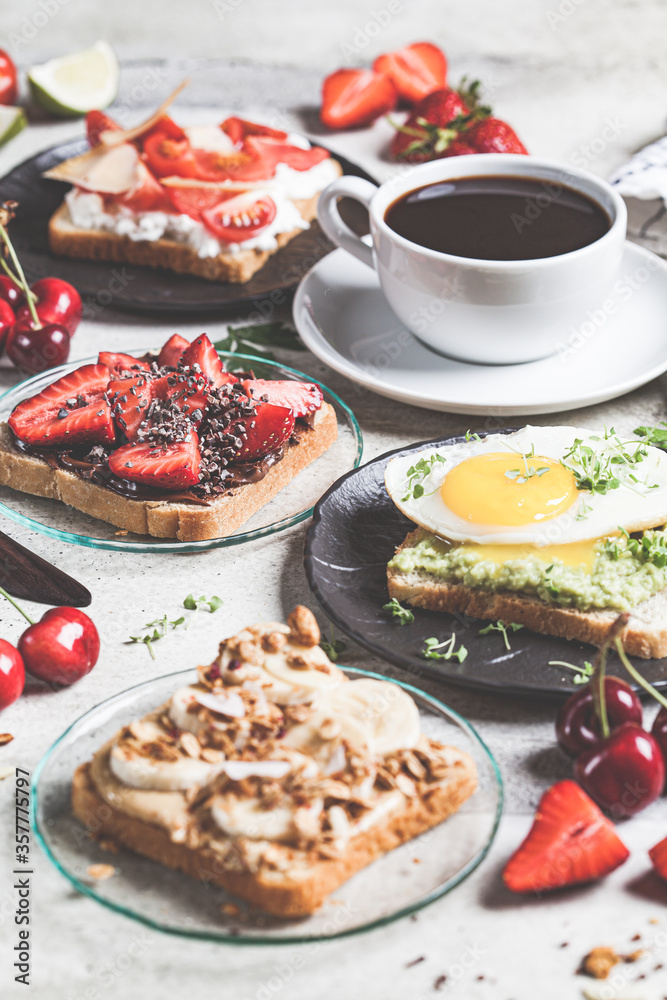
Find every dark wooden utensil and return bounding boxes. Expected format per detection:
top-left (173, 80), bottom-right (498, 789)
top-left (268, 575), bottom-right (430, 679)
top-left (0, 530), bottom-right (91, 606)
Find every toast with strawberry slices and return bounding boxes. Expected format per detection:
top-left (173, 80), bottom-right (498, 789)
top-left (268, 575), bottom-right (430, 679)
top-left (0, 335), bottom-right (339, 542)
top-left (46, 95), bottom-right (342, 284)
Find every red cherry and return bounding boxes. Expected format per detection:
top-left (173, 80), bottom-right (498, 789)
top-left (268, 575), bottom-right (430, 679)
top-left (556, 676), bottom-right (643, 758)
top-left (574, 721), bottom-right (665, 818)
top-left (18, 607), bottom-right (100, 687)
top-left (0, 276), bottom-right (23, 311)
top-left (650, 706), bottom-right (667, 768)
top-left (0, 639), bottom-right (24, 709)
top-left (14, 278), bottom-right (82, 336)
top-left (6, 319), bottom-right (70, 374)
top-left (0, 299), bottom-right (15, 354)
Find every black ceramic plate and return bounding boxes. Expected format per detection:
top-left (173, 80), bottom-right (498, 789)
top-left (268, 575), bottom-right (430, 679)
top-left (0, 139), bottom-right (373, 316)
top-left (304, 432), bottom-right (667, 701)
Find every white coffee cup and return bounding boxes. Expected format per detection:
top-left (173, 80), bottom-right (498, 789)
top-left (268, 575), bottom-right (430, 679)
top-left (317, 154), bottom-right (627, 364)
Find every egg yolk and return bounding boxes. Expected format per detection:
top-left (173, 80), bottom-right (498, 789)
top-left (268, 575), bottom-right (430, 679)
top-left (441, 452), bottom-right (578, 526)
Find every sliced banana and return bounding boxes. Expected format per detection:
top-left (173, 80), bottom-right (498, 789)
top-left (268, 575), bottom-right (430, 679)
top-left (284, 710), bottom-right (371, 766)
top-left (108, 741), bottom-right (225, 791)
top-left (315, 679), bottom-right (421, 756)
top-left (168, 686), bottom-right (203, 735)
top-left (210, 795), bottom-right (323, 841)
top-left (169, 686), bottom-right (246, 738)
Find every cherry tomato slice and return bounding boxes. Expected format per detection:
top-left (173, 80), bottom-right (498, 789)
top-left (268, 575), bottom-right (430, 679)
top-left (166, 186), bottom-right (231, 220)
top-left (201, 192), bottom-right (277, 243)
top-left (143, 131), bottom-right (198, 178)
top-left (220, 117), bottom-right (288, 145)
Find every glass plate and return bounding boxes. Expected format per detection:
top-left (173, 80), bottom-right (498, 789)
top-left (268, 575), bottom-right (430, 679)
top-left (32, 666), bottom-right (503, 944)
top-left (0, 351), bottom-right (362, 552)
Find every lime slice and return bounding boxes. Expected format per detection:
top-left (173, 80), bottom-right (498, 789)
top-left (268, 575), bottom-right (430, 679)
top-left (28, 42), bottom-right (119, 118)
top-left (0, 105), bottom-right (27, 147)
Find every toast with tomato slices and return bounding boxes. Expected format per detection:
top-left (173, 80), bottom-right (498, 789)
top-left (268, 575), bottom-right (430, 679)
top-left (45, 87), bottom-right (342, 284)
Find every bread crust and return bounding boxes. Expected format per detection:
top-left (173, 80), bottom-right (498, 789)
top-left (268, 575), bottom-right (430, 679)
top-left (48, 160), bottom-right (343, 284)
top-left (71, 754), bottom-right (477, 918)
top-left (387, 529), bottom-right (667, 659)
top-left (0, 405), bottom-right (338, 542)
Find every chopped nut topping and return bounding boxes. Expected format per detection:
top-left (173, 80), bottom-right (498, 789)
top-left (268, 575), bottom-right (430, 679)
top-left (402, 752), bottom-right (427, 781)
top-left (287, 653), bottom-right (310, 669)
top-left (237, 640), bottom-right (262, 665)
top-left (284, 704), bottom-right (312, 725)
top-left (262, 631), bottom-right (287, 653)
top-left (179, 732), bottom-right (202, 759)
top-left (318, 717), bottom-right (341, 741)
top-left (395, 773), bottom-right (417, 797)
top-left (581, 947), bottom-right (621, 980)
top-left (86, 863), bottom-right (116, 881)
top-left (201, 747), bottom-right (223, 763)
top-left (287, 606), bottom-right (321, 648)
top-left (0, 733), bottom-right (14, 746)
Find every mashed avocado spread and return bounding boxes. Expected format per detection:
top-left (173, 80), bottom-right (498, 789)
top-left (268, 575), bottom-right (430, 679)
top-left (388, 528), bottom-right (667, 612)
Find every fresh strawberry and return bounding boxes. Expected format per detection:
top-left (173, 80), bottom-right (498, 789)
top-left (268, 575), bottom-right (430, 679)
top-left (391, 87), bottom-right (471, 162)
top-left (503, 780), bottom-right (629, 894)
top-left (107, 372), bottom-right (154, 440)
top-left (86, 109), bottom-right (120, 147)
top-left (373, 42), bottom-right (447, 105)
top-left (321, 69), bottom-right (397, 130)
top-left (9, 364), bottom-right (115, 448)
top-left (649, 834), bottom-right (667, 882)
top-left (98, 352), bottom-right (151, 376)
top-left (152, 371), bottom-right (209, 426)
top-left (236, 401), bottom-right (295, 460)
top-left (466, 117), bottom-right (528, 154)
top-left (158, 334), bottom-right (189, 368)
top-left (181, 334), bottom-right (235, 387)
top-left (441, 139), bottom-right (478, 157)
top-left (109, 432), bottom-right (201, 489)
top-left (243, 379), bottom-right (323, 419)
top-left (221, 117), bottom-right (288, 145)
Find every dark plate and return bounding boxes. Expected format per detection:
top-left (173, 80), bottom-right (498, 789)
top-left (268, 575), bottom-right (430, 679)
top-left (304, 432), bottom-right (667, 701)
top-left (0, 139), bottom-right (373, 316)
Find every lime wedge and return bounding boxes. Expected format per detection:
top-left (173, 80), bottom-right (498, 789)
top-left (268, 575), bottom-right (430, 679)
top-left (28, 42), bottom-right (119, 118)
top-left (0, 105), bottom-right (27, 147)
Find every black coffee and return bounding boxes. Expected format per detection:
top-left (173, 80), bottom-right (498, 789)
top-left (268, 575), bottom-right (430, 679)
top-left (384, 175), bottom-right (611, 261)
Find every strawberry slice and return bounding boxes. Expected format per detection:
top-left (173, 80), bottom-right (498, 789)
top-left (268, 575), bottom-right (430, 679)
top-left (109, 432), bottom-right (201, 489)
top-left (221, 117), bottom-right (289, 145)
top-left (107, 372), bottom-right (154, 440)
top-left (243, 379), bottom-right (323, 419)
top-left (158, 333), bottom-right (189, 368)
top-left (503, 780), bottom-right (630, 894)
top-left (152, 371), bottom-right (209, 426)
top-left (181, 334), bottom-right (235, 387)
top-left (236, 401), bottom-right (295, 460)
top-left (9, 363), bottom-right (115, 448)
top-left (98, 352), bottom-right (151, 376)
top-left (86, 109), bottom-right (120, 147)
top-left (320, 69), bottom-right (397, 130)
top-left (649, 834), bottom-right (667, 882)
top-left (373, 42), bottom-right (447, 105)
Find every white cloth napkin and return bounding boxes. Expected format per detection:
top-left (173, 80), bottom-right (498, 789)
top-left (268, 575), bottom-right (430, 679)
top-left (610, 134), bottom-right (667, 256)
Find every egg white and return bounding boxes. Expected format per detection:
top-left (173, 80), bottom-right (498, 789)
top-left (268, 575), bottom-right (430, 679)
top-left (384, 425), bottom-right (667, 546)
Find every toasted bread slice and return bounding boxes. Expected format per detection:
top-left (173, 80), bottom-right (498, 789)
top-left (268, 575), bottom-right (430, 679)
top-left (71, 748), bottom-right (477, 918)
top-left (0, 405), bottom-right (337, 542)
top-left (387, 528), bottom-right (667, 659)
top-left (48, 163), bottom-right (342, 284)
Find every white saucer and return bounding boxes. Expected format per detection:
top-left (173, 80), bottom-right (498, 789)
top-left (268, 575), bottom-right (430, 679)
top-left (293, 242), bottom-right (667, 415)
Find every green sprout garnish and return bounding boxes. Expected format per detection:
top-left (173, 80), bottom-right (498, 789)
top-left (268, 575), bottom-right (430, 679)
top-left (423, 634), bottom-right (468, 663)
top-left (320, 627), bottom-right (347, 662)
top-left (383, 598), bottom-right (415, 625)
top-left (548, 659), bottom-right (594, 684)
top-left (478, 620), bottom-right (523, 651)
top-left (402, 453), bottom-right (446, 501)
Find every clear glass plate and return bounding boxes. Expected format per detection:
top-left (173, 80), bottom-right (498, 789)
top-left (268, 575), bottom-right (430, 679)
top-left (0, 351), bottom-right (362, 552)
top-left (32, 666), bottom-right (503, 944)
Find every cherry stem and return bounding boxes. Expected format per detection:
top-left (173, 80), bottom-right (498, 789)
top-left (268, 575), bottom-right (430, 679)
top-left (0, 258), bottom-right (36, 302)
top-left (614, 638), bottom-right (667, 712)
top-left (591, 614), bottom-right (629, 738)
top-left (0, 585), bottom-right (34, 626)
top-left (0, 223), bottom-right (41, 329)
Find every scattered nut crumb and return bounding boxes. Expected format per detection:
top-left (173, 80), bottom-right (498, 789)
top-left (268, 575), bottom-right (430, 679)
top-left (97, 838), bottom-right (119, 854)
top-left (115, 529), bottom-right (128, 536)
top-left (287, 605), bottom-right (320, 647)
top-left (412, 857), bottom-right (421, 864)
top-left (581, 947), bottom-right (621, 980)
top-left (433, 975), bottom-right (447, 991)
top-left (221, 902), bottom-right (241, 916)
top-left (87, 864), bottom-right (116, 881)
top-left (0, 733), bottom-right (14, 746)
top-left (626, 950), bottom-right (645, 963)
top-left (406, 956), bottom-right (425, 968)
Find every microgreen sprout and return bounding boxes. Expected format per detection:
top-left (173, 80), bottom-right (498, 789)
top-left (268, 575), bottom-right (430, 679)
top-left (478, 620), bottom-right (523, 651)
top-left (401, 453), bottom-right (445, 501)
top-left (561, 428), bottom-right (654, 496)
top-left (128, 595), bottom-right (223, 656)
top-left (423, 634), bottom-right (468, 663)
top-left (383, 598), bottom-right (415, 625)
top-left (547, 659), bottom-right (594, 685)
top-left (320, 627), bottom-right (346, 662)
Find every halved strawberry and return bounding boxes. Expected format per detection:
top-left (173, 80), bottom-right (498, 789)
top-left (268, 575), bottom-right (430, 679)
top-left (86, 109), bottom-right (120, 147)
top-left (9, 363), bottom-right (114, 448)
top-left (320, 69), bottom-right (397, 130)
top-left (236, 401), bottom-right (295, 460)
top-left (243, 379), bottom-right (323, 419)
top-left (649, 834), bottom-right (667, 882)
top-left (503, 780), bottom-right (630, 894)
top-left (98, 351), bottom-right (151, 376)
top-left (181, 334), bottom-right (235, 388)
top-left (220, 117), bottom-right (288, 145)
top-left (158, 334), bottom-right (189, 368)
top-left (152, 371), bottom-right (209, 426)
top-left (109, 432), bottom-right (201, 489)
top-left (373, 42), bottom-right (447, 105)
top-left (107, 372), bottom-right (154, 440)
